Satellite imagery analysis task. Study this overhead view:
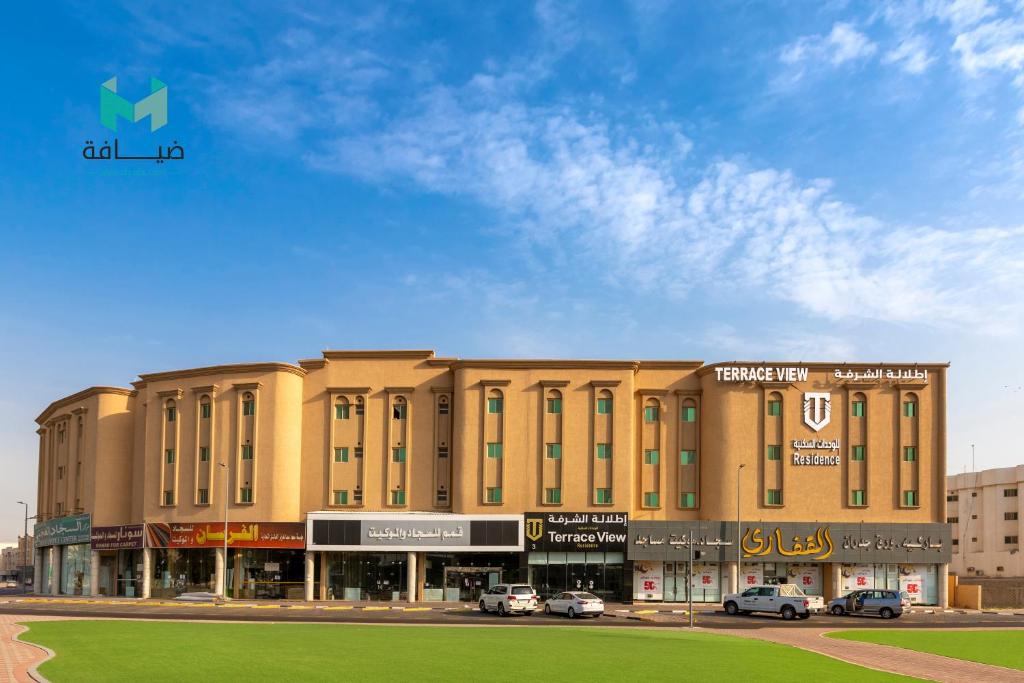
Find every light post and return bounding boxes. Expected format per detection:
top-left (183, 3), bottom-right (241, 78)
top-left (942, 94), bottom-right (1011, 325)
top-left (16, 501), bottom-right (29, 593)
top-left (736, 464), bottom-right (745, 593)
top-left (218, 462), bottom-right (229, 598)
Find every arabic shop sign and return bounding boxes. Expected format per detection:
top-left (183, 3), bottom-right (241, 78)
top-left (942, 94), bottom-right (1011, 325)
top-left (791, 438), bottom-right (841, 466)
top-left (145, 522), bottom-right (305, 549)
top-left (629, 520), bottom-right (735, 561)
top-left (35, 514), bottom-right (91, 547)
top-left (308, 513), bottom-right (524, 551)
top-left (524, 512), bottom-right (628, 552)
top-left (364, 521), bottom-right (469, 545)
top-left (738, 522), bottom-right (951, 563)
top-left (833, 368), bottom-right (929, 382)
top-left (91, 524), bottom-right (144, 550)
top-left (82, 76), bottom-right (186, 166)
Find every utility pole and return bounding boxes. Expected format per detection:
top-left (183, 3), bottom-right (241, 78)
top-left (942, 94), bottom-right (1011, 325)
top-left (971, 443), bottom-right (975, 472)
top-left (16, 501), bottom-right (29, 593)
top-left (688, 529), bottom-right (694, 629)
top-left (218, 462), bottom-right (229, 598)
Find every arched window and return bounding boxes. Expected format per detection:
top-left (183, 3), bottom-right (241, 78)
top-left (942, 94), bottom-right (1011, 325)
top-left (438, 396), bottom-right (449, 415)
top-left (393, 396), bottom-right (407, 420)
top-left (334, 396), bottom-right (350, 420)
top-left (643, 398), bottom-right (660, 423)
top-left (355, 395), bottom-right (365, 416)
top-left (487, 389), bottom-right (503, 414)
top-left (681, 398), bottom-right (697, 422)
top-left (546, 389), bottom-right (562, 414)
top-left (903, 393), bottom-right (919, 418)
top-left (596, 390), bottom-right (613, 415)
top-left (199, 395), bottom-right (212, 419)
top-left (767, 392), bottom-right (783, 417)
top-left (242, 392), bottom-right (255, 416)
top-left (851, 392), bottom-right (866, 418)
top-left (165, 399), bottom-right (177, 422)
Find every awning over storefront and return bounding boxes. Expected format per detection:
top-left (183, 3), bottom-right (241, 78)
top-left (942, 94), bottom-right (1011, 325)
top-left (306, 512), bottom-right (523, 552)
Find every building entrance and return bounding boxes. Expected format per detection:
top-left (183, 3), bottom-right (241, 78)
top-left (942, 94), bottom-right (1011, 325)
top-left (444, 567), bottom-right (500, 601)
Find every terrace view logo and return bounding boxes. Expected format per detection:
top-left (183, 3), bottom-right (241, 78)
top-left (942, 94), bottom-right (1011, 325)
top-left (525, 517), bottom-right (543, 542)
top-left (802, 392), bottom-right (832, 432)
top-left (100, 76), bottom-right (167, 132)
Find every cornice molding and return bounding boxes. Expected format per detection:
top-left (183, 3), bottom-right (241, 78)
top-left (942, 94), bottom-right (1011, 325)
top-left (636, 360), bottom-right (703, 369)
top-left (327, 386), bottom-right (371, 395)
top-left (589, 380), bottom-right (622, 388)
top-left (479, 379), bottom-right (512, 387)
top-left (322, 349), bottom-right (435, 360)
top-left (673, 389), bottom-right (703, 396)
top-left (233, 382), bottom-right (262, 391)
top-left (35, 386), bottom-right (136, 425)
top-left (156, 389), bottom-right (184, 400)
top-left (637, 388), bottom-right (669, 396)
top-left (430, 386), bottom-right (454, 394)
top-left (191, 384), bottom-right (218, 395)
top-left (455, 359), bottom-right (641, 370)
top-left (539, 380), bottom-right (570, 388)
top-left (759, 381), bottom-right (793, 389)
top-left (137, 362), bottom-right (306, 383)
top-left (298, 358), bottom-right (327, 370)
top-left (385, 386), bottom-right (415, 394)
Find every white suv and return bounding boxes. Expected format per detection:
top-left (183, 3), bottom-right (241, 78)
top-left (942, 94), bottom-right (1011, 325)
top-left (479, 584), bottom-right (538, 616)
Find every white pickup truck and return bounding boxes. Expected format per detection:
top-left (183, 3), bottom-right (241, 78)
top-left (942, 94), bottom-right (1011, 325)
top-left (723, 584), bottom-right (825, 620)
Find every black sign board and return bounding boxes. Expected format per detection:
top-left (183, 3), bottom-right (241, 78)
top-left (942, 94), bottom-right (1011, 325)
top-left (524, 512), bottom-right (628, 552)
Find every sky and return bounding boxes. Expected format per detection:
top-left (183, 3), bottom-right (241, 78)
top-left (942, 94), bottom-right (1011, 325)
top-left (1, 0), bottom-right (1024, 543)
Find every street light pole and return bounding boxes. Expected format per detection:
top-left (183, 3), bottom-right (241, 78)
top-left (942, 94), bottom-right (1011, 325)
top-left (736, 464), bottom-right (745, 593)
top-left (16, 501), bottom-right (28, 593)
top-left (218, 462), bottom-right (229, 598)
top-left (971, 443), bottom-right (975, 472)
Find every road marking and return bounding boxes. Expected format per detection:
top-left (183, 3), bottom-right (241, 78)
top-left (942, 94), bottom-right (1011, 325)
top-left (404, 607), bottom-right (432, 612)
top-left (324, 606), bottom-right (353, 611)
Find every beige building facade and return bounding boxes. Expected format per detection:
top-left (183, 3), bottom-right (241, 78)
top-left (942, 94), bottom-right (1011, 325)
top-left (33, 351), bottom-right (952, 604)
top-left (947, 466), bottom-right (1024, 578)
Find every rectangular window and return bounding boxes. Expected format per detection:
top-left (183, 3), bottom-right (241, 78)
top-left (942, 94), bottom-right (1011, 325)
top-left (851, 490), bottom-right (866, 506)
top-left (334, 447), bottom-right (349, 463)
top-left (197, 489), bottom-right (209, 505)
top-left (1006, 512), bottom-right (1019, 521)
top-left (487, 398), bottom-right (503, 414)
top-left (200, 403), bottom-right (211, 419)
top-left (1005, 488), bottom-right (1019, 497)
top-left (392, 447), bottom-right (407, 463)
top-left (852, 401), bottom-right (865, 417)
top-left (947, 494), bottom-right (959, 502)
top-left (680, 450), bottom-right (696, 465)
top-left (947, 516), bottom-right (959, 523)
top-left (355, 403), bottom-right (364, 416)
top-left (240, 487), bottom-right (253, 503)
top-left (335, 404), bottom-right (350, 420)
top-left (681, 406), bottom-right (696, 422)
top-left (546, 443), bottom-right (562, 459)
top-left (438, 447), bottom-right (449, 458)
top-left (243, 400), bottom-right (255, 416)
top-left (167, 406), bottom-right (176, 422)
top-left (354, 447), bottom-right (364, 459)
top-left (903, 490), bottom-right (919, 506)
top-left (1006, 536), bottom-right (1019, 545)
top-left (767, 400), bottom-right (781, 417)
top-left (596, 398), bottom-right (612, 414)
top-left (391, 490), bottom-right (406, 505)
top-left (165, 449), bottom-right (175, 464)
top-left (767, 445), bottom-right (781, 461)
top-left (438, 401), bottom-right (449, 415)
top-left (163, 490), bottom-right (174, 505)
top-left (353, 490), bottom-right (363, 504)
top-left (241, 445), bottom-right (253, 460)
top-left (199, 446), bottom-right (209, 462)
top-left (644, 449), bottom-right (659, 465)
top-left (851, 445), bottom-right (865, 461)
top-left (643, 492), bottom-right (660, 507)
top-left (903, 401), bottom-right (916, 417)
top-left (680, 492), bottom-right (696, 508)
top-left (545, 488), bottom-right (561, 504)
top-left (643, 406), bottom-right (659, 422)
top-left (486, 487), bottom-right (502, 503)
top-left (333, 490), bottom-right (348, 505)
top-left (596, 443), bottom-right (611, 459)
top-left (596, 488), bottom-right (613, 504)
top-left (393, 404), bottom-right (407, 419)
top-left (486, 442), bottom-right (503, 458)
top-left (547, 398), bottom-right (562, 414)
top-left (436, 489), bottom-right (448, 504)
top-left (903, 446), bottom-right (917, 462)
top-left (766, 489), bottom-right (782, 505)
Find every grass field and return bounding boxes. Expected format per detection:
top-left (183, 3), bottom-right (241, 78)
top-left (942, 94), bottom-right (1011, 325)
top-left (18, 621), bottom-right (917, 682)
top-left (829, 630), bottom-right (1024, 671)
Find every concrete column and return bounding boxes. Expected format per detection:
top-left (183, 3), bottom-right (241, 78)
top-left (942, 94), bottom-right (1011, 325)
top-left (90, 550), bottom-right (101, 597)
top-left (49, 546), bottom-right (61, 595)
top-left (406, 551), bottom-right (417, 603)
top-left (33, 548), bottom-right (43, 594)
top-left (319, 553), bottom-right (328, 600)
top-left (938, 563), bottom-right (949, 608)
top-left (304, 552), bottom-right (315, 602)
top-left (832, 563), bottom-right (843, 600)
top-left (726, 561), bottom-right (738, 594)
top-left (141, 547), bottom-right (152, 599)
top-left (214, 546), bottom-right (226, 597)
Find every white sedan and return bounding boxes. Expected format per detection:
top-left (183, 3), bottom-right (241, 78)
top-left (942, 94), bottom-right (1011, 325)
top-left (543, 591), bottom-right (604, 618)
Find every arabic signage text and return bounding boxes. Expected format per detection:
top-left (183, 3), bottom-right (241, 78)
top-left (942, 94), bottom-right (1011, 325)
top-left (145, 522), bottom-right (305, 549)
top-left (35, 514), bottom-right (91, 547)
top-left (308, 514), bottom-right (523, 551)
top-left (91, 524), bottom-right (144, 550)
top-left (525, 512), bottom-right (628, 552)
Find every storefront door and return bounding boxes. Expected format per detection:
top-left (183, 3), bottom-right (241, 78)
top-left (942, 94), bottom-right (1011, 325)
top-left (445, 567), bottom-right (499, 602)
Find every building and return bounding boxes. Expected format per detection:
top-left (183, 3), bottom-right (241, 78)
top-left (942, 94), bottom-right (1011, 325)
top-left (947, 466), bottom-right (1024, 578)
top-left (0, 536), bottom-right (33, 585)
top-left (33, 351), bottom-right (952, 605)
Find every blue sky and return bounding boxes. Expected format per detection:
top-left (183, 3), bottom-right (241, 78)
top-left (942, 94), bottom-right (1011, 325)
top-left (2, 0), bottom-right (1024, 541)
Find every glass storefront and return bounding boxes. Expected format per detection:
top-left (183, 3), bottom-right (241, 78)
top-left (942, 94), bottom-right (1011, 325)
top-left (228, 549), bottom-right (305, 600)
top-left (664, 562), bottom-right (722, 603)
top-left (322, 552), bottom-right (409, 601)
top-left (150, 548), bottom-right (216, 598)
top-left (96, 550), bottom-right (143, 597)
top-left (527, 552), bottom-right (625, 601)
top-left (839, 563), bottom-right (938, 604)
top-left (41, 550), bottom-right (53, 594)
top-left (740, 563), bottom-right (822, 596)
top-left (60, 543), bottom-right (91, 595)
top-left (424, 553), bottom-right (522, 602)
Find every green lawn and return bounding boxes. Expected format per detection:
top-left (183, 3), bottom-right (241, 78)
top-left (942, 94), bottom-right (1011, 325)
top-left (829, 630), bottom-right (1024, 671)
top-left (18, 621), bottom-right (917, 682)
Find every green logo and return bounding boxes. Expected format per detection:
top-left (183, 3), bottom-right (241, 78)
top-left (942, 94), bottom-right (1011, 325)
top-left (100, 77), bottom-right (167, 132)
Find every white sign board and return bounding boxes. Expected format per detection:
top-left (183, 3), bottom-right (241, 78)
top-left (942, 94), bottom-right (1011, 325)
top-left (633, 561), bottom-right (663, 601)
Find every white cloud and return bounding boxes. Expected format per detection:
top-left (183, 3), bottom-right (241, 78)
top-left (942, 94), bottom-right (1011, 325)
top-left (780, 22), bottom-right (877, 67)
top-left (952, 17), bottom-right (1024, 76)
top-left (883, 34), bottom-right (935, 73)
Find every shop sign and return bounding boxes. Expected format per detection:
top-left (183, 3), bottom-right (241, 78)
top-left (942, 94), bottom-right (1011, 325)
top-left (35, 514), bottom-right (91, 548)
top-left (524, 512), bottom-right (627, 552)
top-left (633, 561), bottom-right (663, 601)
top-left (841, 564), bottom-right (875, 591)
top-left (145, 522), bottom-right (305, 549)
top-left (91, 524), bottom-right (144, 550)
top-left (629, 520), bottom-right (734, 561)
top-left (740, 565), bottom-right (763, 588)
top-left (899, 566), bottom-right (925, 604)
top-left (690, 564), bottom-right (719, 592)
top-left (785, 564), bottom-right (821, 593)
top-left (307, 513), bottom-right (523, 552)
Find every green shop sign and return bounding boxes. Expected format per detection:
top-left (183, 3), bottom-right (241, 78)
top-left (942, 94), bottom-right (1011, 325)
top-left (35, 514), bottom-right (91, 547)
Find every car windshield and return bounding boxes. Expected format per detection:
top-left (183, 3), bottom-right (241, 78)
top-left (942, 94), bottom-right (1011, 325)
top-left (511, 586), bottom-right (534, 595)
top-left (575, 593), bottom-right (599, 600)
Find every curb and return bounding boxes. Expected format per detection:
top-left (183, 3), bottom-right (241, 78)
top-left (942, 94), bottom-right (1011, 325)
top-left (12, 623), bottom-right (56, 683)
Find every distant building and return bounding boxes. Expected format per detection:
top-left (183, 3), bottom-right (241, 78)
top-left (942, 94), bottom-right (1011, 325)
top-left (947, 466), bottom-right (1024, 577)
top-left (0, 536), bottom-right (33, 583)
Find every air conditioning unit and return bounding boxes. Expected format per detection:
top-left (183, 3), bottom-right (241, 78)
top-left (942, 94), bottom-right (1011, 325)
top-left (967, 566), bottom-right (975, 571)
top-left (997, 566), bottom-right (1005, 572)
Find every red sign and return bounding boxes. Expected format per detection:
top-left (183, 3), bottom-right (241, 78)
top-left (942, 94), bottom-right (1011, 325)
top-left (643, 580), bottom-right (656, 591)
top-left (146, 522), bottom-right (304, 549)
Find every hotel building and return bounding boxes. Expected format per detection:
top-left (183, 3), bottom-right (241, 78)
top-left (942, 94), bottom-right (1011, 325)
top-left (32, 351), bottom-right (951, 605)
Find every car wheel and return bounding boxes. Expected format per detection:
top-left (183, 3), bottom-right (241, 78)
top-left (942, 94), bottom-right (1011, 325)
top-left (797, 613), bottom-right (810, 620)
top-left (880, 607), bottom-right (894, 619)
top-left (498, 603), bottom-right (507, 617)
top-left (724, 601), bottom-right (739, 615)
top-left (568, 607), bottom-right (576, 619)
top-left (479, 600), bottom-right (487, 614)
top-left (544, 604), bottom-right (551, 615)
top-left (781, 606), bottom-right (796, 620)
top-left (831, 605), bottom-right (845, 616)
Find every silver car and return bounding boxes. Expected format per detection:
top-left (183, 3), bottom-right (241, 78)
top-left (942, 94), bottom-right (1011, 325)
top-left (828, 589), bottom-right (906, 618)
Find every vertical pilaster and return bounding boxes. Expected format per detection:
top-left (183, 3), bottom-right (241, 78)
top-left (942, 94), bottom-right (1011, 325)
top-left (304, 551), bottom-right (315, 602)
top-left (90, 550), bottom-right (100, 596)
top-left (406, 551), bottom-right (417, 603)
top-left (142, 547), bottom-right (152, 599)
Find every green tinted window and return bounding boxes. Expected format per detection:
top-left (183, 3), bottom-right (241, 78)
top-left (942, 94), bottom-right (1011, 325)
top-left (546, 443), bottom-right (562, 459)
top-left (680, 492), bottom-right (696, 508)
top-left (487, 398), bottom-right (503, 413)
top-left (851, 490), bottom-right (865, 506)
top-left (333, 490), bottom-right (348, 505)
top-left (680, 450), bottom-right (696, 465)
top-left (767, 400), bottom-right (781, 416)
top-left (643, 492), bottom-right (659, 507)
top-left (852, 401), bottom-right (865, 417)
top-left (767, 445), bottom-right (781, 461)
top-left (487, 442), bottom-right (502, 458)
top-left (766, 489), bottom-right (782, 505)
top-left (644, 406), bottom-right (659, 422)
top-left (596, 488), bottom-right (612, 504)
top-left (335, 404), bottom-right (350, 419)
top-left (335, 447), bottom-right (349, 463)
top-left (852, 445), bottom-right (865, 461)
top-left (597, 398), bottom-right (612, 414)
top-left (392, 447), bottom-right (406, 463)
top-left (486, 487), bottom-right (502, 503)
top-left (682, 406), bottom-right (696, 422)
top-left (596, 443), bottom-right (611, 459)
top-left (644, 449), bottom-right (659, 465)
top-left (547, 398), bottom-right (562, 414)
top-left (545, 488), bottom-right (561, 504)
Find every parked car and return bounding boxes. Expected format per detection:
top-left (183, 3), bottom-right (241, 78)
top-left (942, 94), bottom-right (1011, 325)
top-left (543, 591), bottom-right (604, 618)
top-left (479, 584), bottom-right (538, 616)
top-left (723, 584), bottom-right (825, 620)
top-left (828, 589), bottom-right (905, 618)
